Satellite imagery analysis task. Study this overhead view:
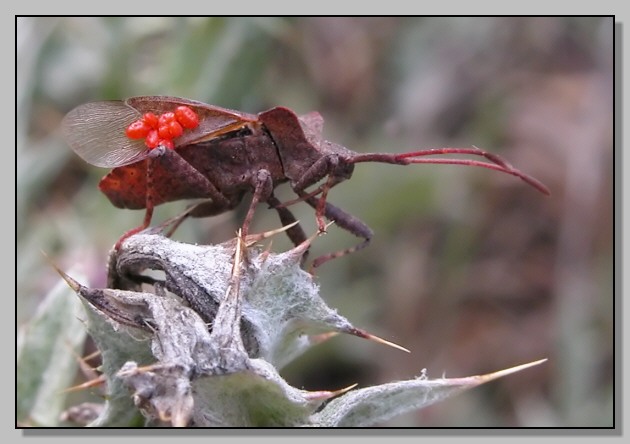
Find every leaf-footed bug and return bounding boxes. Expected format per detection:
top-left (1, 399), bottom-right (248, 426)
top-left (62, 96), bottom-right (550, 268)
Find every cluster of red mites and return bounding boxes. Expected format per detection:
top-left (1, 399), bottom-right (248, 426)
top-left (125, 106), bottom-right (199, 149)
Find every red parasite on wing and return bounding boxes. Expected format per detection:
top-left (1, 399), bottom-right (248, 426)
top-left (124, 106), bottom-right (199, 150)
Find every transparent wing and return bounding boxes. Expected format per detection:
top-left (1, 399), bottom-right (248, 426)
top-left (62, 97), bottom-right (260, 168)
top-left (61, 101), bottom-right (148, 168)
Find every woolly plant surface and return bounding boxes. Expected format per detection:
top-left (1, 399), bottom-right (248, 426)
top-left (48, 230), bottom-right (545, 427)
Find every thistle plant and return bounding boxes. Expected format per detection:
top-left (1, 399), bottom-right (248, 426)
top-left (17, 217), bottom-right (546, 427)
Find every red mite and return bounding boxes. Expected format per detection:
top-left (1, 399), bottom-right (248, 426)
top-left (62, 96), bottom-right (550, 268)
top-left (124, 106), bottom-right (199, 150)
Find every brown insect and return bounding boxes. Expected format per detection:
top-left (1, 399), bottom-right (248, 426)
top-left (62, 96), bottom-right (549, 268)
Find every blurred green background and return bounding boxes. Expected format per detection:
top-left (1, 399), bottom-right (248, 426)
top-left (16, 17), bottom-right (614, 427)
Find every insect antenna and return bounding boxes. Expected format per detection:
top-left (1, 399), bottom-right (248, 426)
top-left (350, 146), bottom-right (550, 196)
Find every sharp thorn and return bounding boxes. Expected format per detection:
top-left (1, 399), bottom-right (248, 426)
top-left (347, 327), bottom-right (410, 353)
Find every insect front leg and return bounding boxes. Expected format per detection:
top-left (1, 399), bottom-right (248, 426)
top-left (291, 154), bottom-right (340, 192)
top-left (291, 154), bottom-right (352, 232)
top-left (304, 196), bottom-right (374, 269)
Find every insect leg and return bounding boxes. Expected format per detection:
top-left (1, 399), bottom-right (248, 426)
top-left (161, 198), bottom-right (240, 238)
top-left (267, 193), bottom-right (309, 264)
top-left (151, 146), bottom-right (232, 207)
top-left (291, 154), bottom-right (340, 191)
top-left (241, 170), bottom-right (274, 237)
top-left (304, 196), bottom-right (374, 269)
top-left (151, 146), bottom-right (239, 237)
top-left (114, 157), bottom-right (159, 249)
top-left (114, 146), bottom-right (236, 247)
top-left (290, 154), bottom-right (350, 232)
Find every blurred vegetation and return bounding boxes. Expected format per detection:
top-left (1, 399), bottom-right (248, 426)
top-left (17, 17), bottom-right (614, 427)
